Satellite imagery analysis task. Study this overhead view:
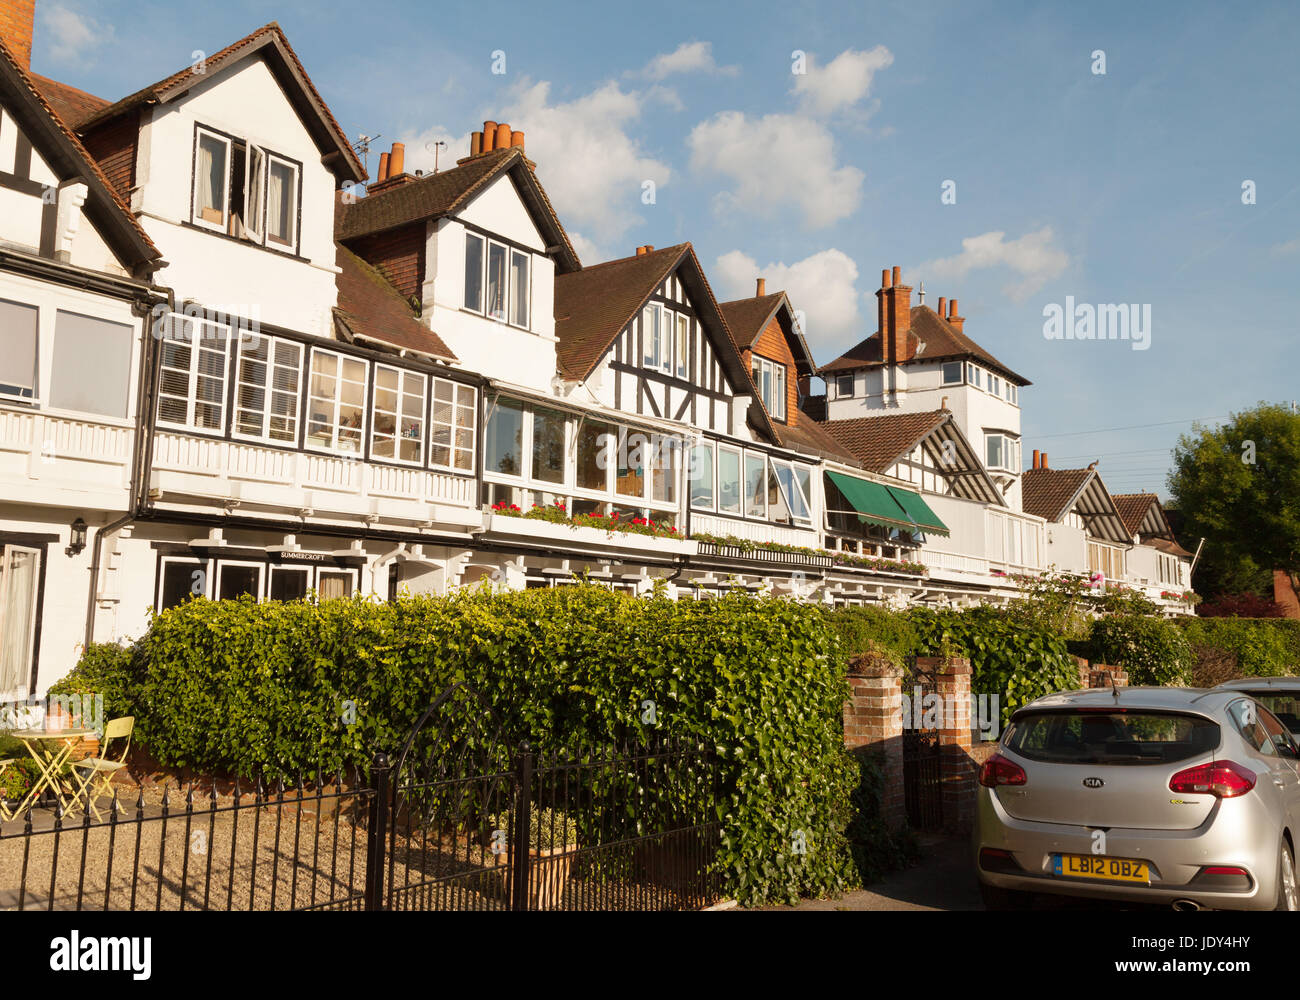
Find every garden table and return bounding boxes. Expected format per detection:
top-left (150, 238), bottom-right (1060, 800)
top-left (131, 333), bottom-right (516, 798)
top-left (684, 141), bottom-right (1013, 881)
top-left (8, 728), bottom-right (93, 816)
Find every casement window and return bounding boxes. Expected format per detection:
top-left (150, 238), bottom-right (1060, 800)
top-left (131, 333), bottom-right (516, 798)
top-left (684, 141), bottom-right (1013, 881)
top-left (532, 406), bottom-right (567, 485)
top-left (967, 364), bottom-right (982, 389)
top-left (193, 127), bottom-right (299, 251)
top-left (675, 314), bottom-right (689, 379)
top-left (429, 378), bottom-right (476, 473)
top-left (642, 303), bottom-right (662, 369)
top-left (485, 397), bottom-right (524, 476)
top-left (576, 419), bottom-right (615, 492)
top-left (306, 348), bottom-right (368, 454)
top-left (464, 233), bottom-right (485, 312)
top-left (652, 436), bottom-right (678, 504)
top-left (984, 433), bottom-right (1020, 472)
top-left (1088, 542), bottom-right (1124, 580)
top-left (157, 557), bottom-right (208, 611)
top-left (835, 373), bottom-right (854, 398)
top-left (744, 452), bottom-right (766, 519)
top-left (371, 365), bottom-right (426, 465)
top-left (689, 441), bottom-right (714, 509)
top-left (0, 544), bottom-right (41, 696)
top-left (751, 355), bottom-right (787, 420)
top-left (0, 299), bottom-right (39, 404)
top-left (156, 313), bottom-right (231, 432)
top-left (771, 459), bottom-right (813, 526)
top-left (234, 333), bottom-right (303, 443)
top-left (615, 427), bottom-right (648, 498)
top-left (49, 311), bottom-right (133, 418)
top-left (216, 561), bottom-right (263, 601)
top-left (717, 446), bottom-right (742, 515)
top-left (989, 375), bottom-right (1001, 397)
top-left (942, 361), bottom-right (963, 385)
top-left (464, 233), bottom-right (531, 330)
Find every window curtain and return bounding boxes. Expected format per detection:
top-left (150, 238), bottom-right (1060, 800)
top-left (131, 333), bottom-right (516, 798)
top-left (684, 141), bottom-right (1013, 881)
top-left (198, 138), bottom-right (221, 214)
top-left (267, 163), bottom-right (285, 241)
top-left (0, 547), bottom-right (39, 696)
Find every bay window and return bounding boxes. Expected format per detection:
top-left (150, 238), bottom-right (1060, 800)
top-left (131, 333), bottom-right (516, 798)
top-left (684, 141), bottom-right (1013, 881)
top-left (306, 349), bottom-right (367, 454)
top-left (717, 446), bottom-right (742, 514)
top-left (616, 428), bottom-right (648, 497)
top-left (985, 433), bottom-right (1020, 472)
top-left (234, 333), bottom-right (302, 443)
top-left (485, 397), bottom-right (524, 476)
top-left (0, 299), bottom-right (39, 403)
top-left (576, 419), bottom-right (615, 491)
top-left (156, 313), bottom-right (230, 432)
top-left (771, 459), bottom-right (812, 525)
top-left (371, 364), bottom-right (426, 465)
top-left (429, 377), bottom-right (476, 473)
top-left (652, 436), bottom-right (678, 503)
top-left (744, 452), bottom-right (766, 518)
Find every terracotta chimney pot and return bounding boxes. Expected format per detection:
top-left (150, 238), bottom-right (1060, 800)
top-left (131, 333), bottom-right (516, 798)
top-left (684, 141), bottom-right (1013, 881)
top-left (1041, 453), bottom-right (1049, 470)
top-left (483, 122), bottom-right (498, 151)
top-left (471, 131), bottom-right (483, 156)
top-left (377, 152), bottom-right (390, 182)
top-left (389, 142), bottom-right (405, 177)
top-left (948, 298), bottom-right (958, 319)
top-left (510, 130), bottom-right (525, 149)
top-left (881, 268), bottom-right (892, 289)
top-left (937, 296), bottom-right (946, 317)
top-left (892, 265), bottom-right (902, 286)
top-left (756, 278), bottom-right (766, 297)
top-left (645, 245), bottom-right (654, 253)
top-left (1032, 449), bottom-right (1040, 469)
top-left (495, 122), bottom-right (512, 150)
top-left (636, 246), bottom-right (646, 256)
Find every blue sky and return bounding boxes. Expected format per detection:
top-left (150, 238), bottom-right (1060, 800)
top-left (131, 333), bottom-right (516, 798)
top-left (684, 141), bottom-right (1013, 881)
top-left (32, 0), bottom-right (1300, 498)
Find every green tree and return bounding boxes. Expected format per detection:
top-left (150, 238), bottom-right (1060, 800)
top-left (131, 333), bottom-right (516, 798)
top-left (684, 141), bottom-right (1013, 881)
top-left (1168, 403), bottom-right (1300, 600)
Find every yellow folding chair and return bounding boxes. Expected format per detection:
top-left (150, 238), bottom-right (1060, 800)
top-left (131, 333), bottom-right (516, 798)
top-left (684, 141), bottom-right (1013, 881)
top-left (0, 759), bottom-right (17, 822)
top-left (70, 717), bottom-right (134, 821)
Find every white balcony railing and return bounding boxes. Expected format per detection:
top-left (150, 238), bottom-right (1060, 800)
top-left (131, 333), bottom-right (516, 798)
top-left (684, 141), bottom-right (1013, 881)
top-left (150, 431), bottom-right (479, 525)
top-left (690, 513), bottom-right (821, 550)
top-left (0, 407), bottom-right (134, 505)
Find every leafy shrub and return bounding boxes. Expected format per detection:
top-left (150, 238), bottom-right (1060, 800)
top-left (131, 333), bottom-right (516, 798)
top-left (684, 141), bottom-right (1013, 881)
top-left (908, 606), bottom-right (1080, 723)
top-left (824, 605), bottom-right (921, 667)
top-left (1088, 614), bottom-right (1194, 686)
top-left (48, 641), bottom-right (136, 725)
top-left (1190, 645), bottom-right (1242, 687)
top-left (122, 586), bottom-right (857, 906)
top-left (1176, 617), bottom-right (1300, 677)
top-left (1198, 593), bottom-right (1286, 618)
top-left (845, 749), bottom-right (919, 884)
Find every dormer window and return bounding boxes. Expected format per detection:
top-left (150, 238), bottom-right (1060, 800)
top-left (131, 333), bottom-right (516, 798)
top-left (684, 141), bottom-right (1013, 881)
top-left (835, 373), bottom-right (854, 398)
top-left (985, 433), bottom-right (1020, 472)
top-left (193, 125), bottom-right (300, 253)
top-left (463, 231), bottom-right (530, 330)
top-left (751, 355), bottom-right (787, 420)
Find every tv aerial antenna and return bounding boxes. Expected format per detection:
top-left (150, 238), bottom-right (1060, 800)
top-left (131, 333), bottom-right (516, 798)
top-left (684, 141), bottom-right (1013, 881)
top-left (426, 139), bottom-right (448, 174)
top-left (352, 132), bottom-right (382, 174)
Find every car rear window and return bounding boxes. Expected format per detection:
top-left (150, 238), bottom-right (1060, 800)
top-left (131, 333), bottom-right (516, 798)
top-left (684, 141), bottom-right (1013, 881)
top-left (1004, 710), bottom-right (1220, 765)
top-left (1237, 692), bottom-right (1300, 735)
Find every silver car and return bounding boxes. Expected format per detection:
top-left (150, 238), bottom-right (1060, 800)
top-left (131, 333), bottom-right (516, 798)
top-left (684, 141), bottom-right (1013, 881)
top-left (974, 686), bottom-right (1300, 910)
top-left (1217, 678), bottom-right (1300, 738)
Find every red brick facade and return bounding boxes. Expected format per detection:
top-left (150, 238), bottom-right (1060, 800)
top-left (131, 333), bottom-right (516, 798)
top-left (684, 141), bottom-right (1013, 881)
top-left (347, 222), bottom-right (425, 306)
top-left (81, 112), bottom-right (139, 202)
top-left (0, 0), bottom-right (35, 70)
top-left (844, 653), bottom-right (905, 829)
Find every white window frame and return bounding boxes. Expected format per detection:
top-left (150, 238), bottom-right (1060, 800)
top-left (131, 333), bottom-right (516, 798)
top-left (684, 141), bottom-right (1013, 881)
top-left (835, 373), bottom-right (854, 398)
top-left (508, 249), bottom-right (530, 329)
top-left (0, 544), bottom-right (42, 696)
top-left (269, 565), bottom-right (311, 601)
top-left (689, 440), bottom-right (715, 511)
top-left (193, 127), bottom-right (231, 232)
top-left (156, 313), bottom-right (232, 434)
top-left (770, 458), bottom-right (812, 526)
top-left (464, 232), bottom-right (485, 312)
top-left (643, 303), bottom-right (663, 370)
top-left (751, 355), bottom-right (787, 420)
top-left (717, 444), bottom-right (743, 515)
top-left (264, 153), bottom-right (299, 251)
top-left (744, 450), bottom-right (767, 520)
top-left (942, 361), bottom-right (963, 385)
top-left (429, 377), bottom-right (477, 475)
top-left (316, 568), bottom-right (358, 600)
top-left (215, 560), bottom-right (265, 602)
top-left (675, 314), bottom-right (689, 380)
top-left (305, 347), bottom-right (369, 456)
top-left (370, 363), bottom-right (427, 467)
top-left (156, 556), bottom-right (211, 611)
top-left (231, 333), bottom-right (303, 445)
top-left (0, 298), bottom-right (39, 404)
top-left (485, 240), bottom-right (510, 323)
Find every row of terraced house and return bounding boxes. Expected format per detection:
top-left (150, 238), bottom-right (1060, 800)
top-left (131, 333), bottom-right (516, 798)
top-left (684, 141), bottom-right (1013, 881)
top-left (0, 10), bottom-right (1195, 698)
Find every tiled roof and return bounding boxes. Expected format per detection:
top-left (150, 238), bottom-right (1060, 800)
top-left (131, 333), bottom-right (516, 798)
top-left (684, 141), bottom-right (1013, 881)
top-left (1112, 493), bottom-right (1158, 537)
top-left (1021, 467), bottom-right (1094, 523)
top-left (554, 244), bottom-right (685, 379)
top-left (333, 245), bottom-right (455, 361)
top-left (28, 72), bottom-right (109, 127)
top-left (819, 410), bottom-right (950, 472)
top-left (71, 23), bottom-right (364, 183)
top-left (819, 304), bottom-right (1031, 386)
top-left (776, 418), bottom-right (860, 465)
top-left (336, 146), bottom-right (580, 273)
top-left (718, 292), bottom-right (785, 350)
top-left (0, 40), bottom-right (161, 269)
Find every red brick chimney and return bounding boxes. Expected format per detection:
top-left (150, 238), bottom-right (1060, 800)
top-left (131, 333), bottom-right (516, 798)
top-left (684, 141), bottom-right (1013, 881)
top-left (0, 0), bottom-right (35, 70)
top-left (756, 277), bottom-right (766, 297)
top-left (947, 298), bottom-right (964, 333)
top-left (1032, 449), bottom-right (1040, 469)
top-left (367, 142), bottom-right (418, 196)
top-left (876, 265), bottom-right (914, 364)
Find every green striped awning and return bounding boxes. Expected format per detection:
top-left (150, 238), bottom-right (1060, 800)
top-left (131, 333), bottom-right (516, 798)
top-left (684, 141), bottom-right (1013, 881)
top-left (884, 485), bottom-right (950, 537)
top-left (825, 471), bottom-right (915, 534)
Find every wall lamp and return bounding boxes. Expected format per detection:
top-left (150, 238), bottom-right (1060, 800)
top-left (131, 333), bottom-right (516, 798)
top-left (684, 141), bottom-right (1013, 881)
top-left (66, 517), bottom-right (87, 557)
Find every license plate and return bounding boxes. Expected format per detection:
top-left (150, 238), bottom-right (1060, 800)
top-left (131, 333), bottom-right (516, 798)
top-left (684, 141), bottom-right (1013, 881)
top-left (1053, 853), bottom-right (1150, 884)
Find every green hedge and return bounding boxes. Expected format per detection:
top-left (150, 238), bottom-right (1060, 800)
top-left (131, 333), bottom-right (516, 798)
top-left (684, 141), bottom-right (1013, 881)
top-left (1088, 614), bottom-right (1194, 686)
top-left (117, 586), bottom-right (857, 906)
top-left (1176, 617), bottom-right (1300, 678)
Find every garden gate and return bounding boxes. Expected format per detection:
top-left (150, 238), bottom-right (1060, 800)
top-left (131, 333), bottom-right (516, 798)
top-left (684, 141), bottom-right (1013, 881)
top-left (901, 657), bottom-right (944, 829)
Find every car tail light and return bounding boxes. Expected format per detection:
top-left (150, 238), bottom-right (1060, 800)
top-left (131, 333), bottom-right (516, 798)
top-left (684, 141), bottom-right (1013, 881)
top-left (1168, 761), bottom-right (1256, 798)
top-left (979, 753), bottom-right (1027, 788)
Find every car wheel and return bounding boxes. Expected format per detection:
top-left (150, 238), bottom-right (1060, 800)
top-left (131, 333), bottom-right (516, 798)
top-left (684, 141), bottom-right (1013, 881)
top-left (979, 882), bottom-right (1034, 910)
top-left (1276, 841), bottom-right (1298, 911)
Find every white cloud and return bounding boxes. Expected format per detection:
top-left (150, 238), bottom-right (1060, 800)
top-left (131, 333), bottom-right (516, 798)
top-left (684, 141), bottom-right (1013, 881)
top-left (500, 78), bottom-right (671, 248)
top-left (566, 231), bottom-right (604, 266)
top-left (715, 248), bottom-right (861, 346)
top-left (390, 125), bottom-right (469, 176)
top-left (1273, 236), bottom-right (1300, 255)
top-left (915, 227), bottom-right (1070, 302)
top-left (38, 2), bottom-right (112, 65)
top-left (637, 41), bottom-right (738, 81)
top-left (793, 46), bottom-right (893, 117)
top-left (688, 111), bottom-right (864, 229)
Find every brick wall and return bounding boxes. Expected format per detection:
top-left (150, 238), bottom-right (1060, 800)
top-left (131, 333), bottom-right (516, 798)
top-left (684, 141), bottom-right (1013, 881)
top-left (844, 653), bottom-right (905, 830)
top-left (0, 0), bottom-right (35, 69)
top-left (347, 223), bottom-right (425, 305)
top-left (81, 112), bottom-right (139, 202)
top-left (923, 656), bottom-right (975, 833)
